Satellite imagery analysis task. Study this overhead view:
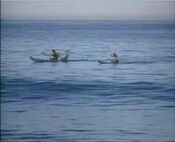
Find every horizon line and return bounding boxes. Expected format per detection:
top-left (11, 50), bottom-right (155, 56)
top-left (2, 19), bottom-right (175, 21)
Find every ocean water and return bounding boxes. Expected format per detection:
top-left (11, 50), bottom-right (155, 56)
top-left (1, 20), bottom-right (175, 142)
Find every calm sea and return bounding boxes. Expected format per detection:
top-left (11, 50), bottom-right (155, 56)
top-left (1, 20), bottom-right (175, 142)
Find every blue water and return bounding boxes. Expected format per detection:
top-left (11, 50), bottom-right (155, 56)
top-left (1, 20), bottom-right (175, 142)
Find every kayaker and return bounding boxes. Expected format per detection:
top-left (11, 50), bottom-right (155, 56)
top-left (50, 49), bottom-right (60, 61)
top-left (111, 52), bottom-right (119, 63)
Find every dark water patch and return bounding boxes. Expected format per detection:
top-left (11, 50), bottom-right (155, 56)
top-left (63, 129), bottom-right (94, 132)
top-left (127, 81), bottom-right (154, 85)
top-left (93, 103), bottom-right (124, 107)
top-left (162, 88), bottom-right (175, 93)
top-left (113, 129), bottom-right (146, 135)
top-left (94, 100), bottom-right (153, 108)
top-left (1, 99), bottom-right (21, 103)
top-left (1, 131), bottom-right (56, 141)
top-left (50, 103), bottom-right (72, 107)
top-left (21, 95), bottom-right (50, 101)
top-left (13, 135), bottom-right (55, 140)
top-left (7, 110), bottom-right (27, 113)
top-left (72, 123), bottom-right (94, 126)
top-left (126, 108), bottom-right (156, 111)
top-left (1, 129), bottom-right (21, 137)
top-left (1, 129), bottom-right (21, 132)
top-left (159, 105), bottom-right (175, 108)
top-left (146, 94), bottom-right (175, 102)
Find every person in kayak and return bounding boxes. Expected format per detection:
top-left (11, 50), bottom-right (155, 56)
top-left (50, 49), bottom-right (60, 61)
top-left (111, 52), bottom-right (119, 63)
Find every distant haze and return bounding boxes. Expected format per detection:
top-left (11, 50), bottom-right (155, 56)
top-left (1, 0), bottom-right (175, 20)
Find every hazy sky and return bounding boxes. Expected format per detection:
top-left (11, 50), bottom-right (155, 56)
top-left (1, 0), bottom-right (175, 20)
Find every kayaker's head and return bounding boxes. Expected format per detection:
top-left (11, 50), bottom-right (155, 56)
top-left (52, 49), bottom-right (56, 53)
top-left (112, 52), bottom-right (117, 57)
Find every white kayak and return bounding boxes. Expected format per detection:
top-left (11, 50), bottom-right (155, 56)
top-left (30, 56), bottom-right (61, 63)
top-left (30, 56), bottom-right (89, 63)
top-left (98, 60), bottom-right (119, 64)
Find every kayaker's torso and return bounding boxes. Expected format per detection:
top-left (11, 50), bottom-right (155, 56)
top-left (51, 50), bottom-right (60, 60)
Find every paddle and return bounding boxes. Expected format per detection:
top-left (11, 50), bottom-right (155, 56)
top-left (41, 50), bottom-right (70, 56)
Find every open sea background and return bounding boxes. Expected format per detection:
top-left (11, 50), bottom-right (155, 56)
top-left (1, 20), bottom-right (175, 142)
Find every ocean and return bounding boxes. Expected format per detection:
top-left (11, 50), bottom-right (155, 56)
top-left (1, 20), bottom-right (175, 142)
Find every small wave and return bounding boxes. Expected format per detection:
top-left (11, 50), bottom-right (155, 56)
top-left (63, 129), bottom-right (94, 132)
top-left (2, 77), bottom-right (175, 103)
top-left (7, 110), bottom-right (27, 113)
top-left (2, 78), bottom-right (113, 92)
top-left (160, 105), bottom-right (175, 108)
top-left (1, 131), bottom-right (56, 141)
top-left (113, 129), bottom-right (146, 135)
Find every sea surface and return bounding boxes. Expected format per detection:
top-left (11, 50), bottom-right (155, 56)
top-left (1, 20), bottom-right (175, 142)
